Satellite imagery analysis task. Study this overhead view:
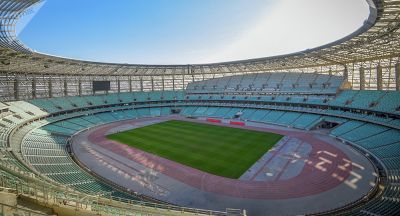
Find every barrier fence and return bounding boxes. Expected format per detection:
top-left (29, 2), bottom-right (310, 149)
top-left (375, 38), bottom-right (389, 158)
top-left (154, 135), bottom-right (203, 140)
top-left (206, 118), bottom-right (222, 123)
top-left (0, 160), bottom-right (244, 216)
top-left (230, 121), bottom-right (245, 126)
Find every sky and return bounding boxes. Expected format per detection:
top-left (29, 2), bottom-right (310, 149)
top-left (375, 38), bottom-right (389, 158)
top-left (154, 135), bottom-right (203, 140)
top-left (18, 0), bottom-right (370, 65)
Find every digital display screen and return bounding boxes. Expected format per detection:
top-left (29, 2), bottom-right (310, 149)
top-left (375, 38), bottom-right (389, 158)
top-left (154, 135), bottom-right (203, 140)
top-left (93, 81), bottom-right (110, 91)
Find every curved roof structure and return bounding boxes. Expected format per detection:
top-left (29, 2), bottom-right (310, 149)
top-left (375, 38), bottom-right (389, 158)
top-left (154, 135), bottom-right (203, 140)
top-left (1, 2), bottom-right (400, 214)
top-left (0, 0), bottom-right (398, 76)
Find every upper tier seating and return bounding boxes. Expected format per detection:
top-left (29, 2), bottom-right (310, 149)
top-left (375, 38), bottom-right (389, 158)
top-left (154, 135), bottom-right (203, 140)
top-left (29, 91), bottom-right (185, 114)
top-left (187, 72), bottom-right (344, 94)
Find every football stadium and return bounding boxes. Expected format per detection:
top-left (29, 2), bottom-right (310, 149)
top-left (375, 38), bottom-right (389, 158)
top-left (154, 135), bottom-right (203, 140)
top-left (0, 0), bottom-right (400, 215)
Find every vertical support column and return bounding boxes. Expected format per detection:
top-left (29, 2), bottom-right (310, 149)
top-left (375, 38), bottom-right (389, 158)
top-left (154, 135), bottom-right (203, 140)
top-left (129, 76), bottom-right (133, 92)
top-left (64, 79), bottom-right (68, 96)
top-left (91, 78), bottom-right (95, 95)
top-left (78, 78), bottom-right (82, 96)
top-left (117, 78), bottom-right (121, 93)
top-left (151, 77), bottom-right (154, 91)
top-left (172, 75), bottom-right (175, 91)
top-left (328, 69), bottom-right (332, 76)
top-left (343, 66), bottom-right (349, 81)
top-left (162, 76), bottom-right (165, 91)
top-left (190, 65), bottom-right (194, 89)
top-left (395, 63), bottom-right (400, 91)
top-left (48, 78), bottom-right (53, 98)
top-left (140, 77), bottom-right (143, 91)
top-left (359, 67), bottom-right (365, 90)
top-left (32, 76), bottom-right (37, 99)
top-left (90, 78), bottom-right (94, 95)
top-left (377, 65), bottom-right (383, 90)
top-left (14, 78), bottom-right (19, 101)
top-left (182, 74), bottom-right (185, 90)
top-left (106, 78), bottom-right (109, 94)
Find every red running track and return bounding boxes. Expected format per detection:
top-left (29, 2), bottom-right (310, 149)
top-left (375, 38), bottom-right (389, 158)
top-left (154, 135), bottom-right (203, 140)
top-left (87, 117), bottom-right (352, 200)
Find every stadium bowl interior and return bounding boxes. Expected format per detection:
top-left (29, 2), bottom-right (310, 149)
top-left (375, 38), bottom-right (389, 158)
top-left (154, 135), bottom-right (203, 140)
top-left (0, 0), bottom-right (400, 215)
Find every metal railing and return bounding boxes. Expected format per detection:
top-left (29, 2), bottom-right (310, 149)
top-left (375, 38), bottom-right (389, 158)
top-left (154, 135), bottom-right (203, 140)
top-left (0, 202), bottom-right (49, 216)
top-left (0, 160), bottom-right (242, 216)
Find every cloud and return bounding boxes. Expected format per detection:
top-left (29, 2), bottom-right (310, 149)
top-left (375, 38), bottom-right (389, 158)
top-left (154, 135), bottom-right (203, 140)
top-left (203, 0), bottom-right (370, 64)
top-left (18, 0), bottom-right (370, 65)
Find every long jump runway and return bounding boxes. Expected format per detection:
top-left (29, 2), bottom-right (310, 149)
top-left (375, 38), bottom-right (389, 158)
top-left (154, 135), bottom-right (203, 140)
top-left (71, 116), bottom-right (377, 216)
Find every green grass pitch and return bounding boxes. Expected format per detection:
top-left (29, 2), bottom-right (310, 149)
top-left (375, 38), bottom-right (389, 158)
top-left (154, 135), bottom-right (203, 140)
top-left (106, 120), bottom-right (283, 179)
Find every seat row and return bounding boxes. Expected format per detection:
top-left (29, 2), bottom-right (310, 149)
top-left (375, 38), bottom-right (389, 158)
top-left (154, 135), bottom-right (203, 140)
top-left (187, 73), bottom-right (343, 94)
